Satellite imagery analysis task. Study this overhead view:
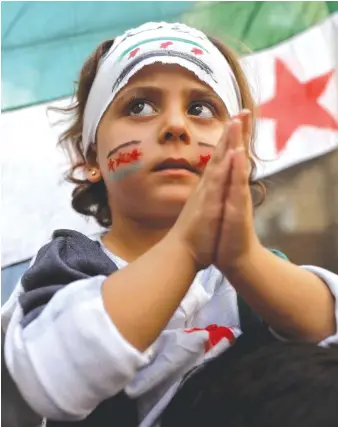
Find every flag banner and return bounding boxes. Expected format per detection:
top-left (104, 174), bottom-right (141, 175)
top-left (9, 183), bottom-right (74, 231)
top-left (1, 3), bottom-right (337, 266)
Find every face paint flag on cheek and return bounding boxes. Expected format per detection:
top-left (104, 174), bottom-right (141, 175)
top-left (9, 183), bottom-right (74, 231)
top-left (107, 145), bottom-right (143, 181)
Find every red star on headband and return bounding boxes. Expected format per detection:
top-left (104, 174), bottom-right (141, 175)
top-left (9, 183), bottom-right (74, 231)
top-left (160, 41), bottom-right (173, 49)
top-left (128, 48), bottom-right (140, 59)
top-left (191, 47), bottom-right (203, 55)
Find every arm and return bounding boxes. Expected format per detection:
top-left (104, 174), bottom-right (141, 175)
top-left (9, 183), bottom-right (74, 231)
top-left (102, 232), bottom-right (197, 351)
top-left (214, 114), bottom-right (336, 344)
top-left (4, 233), bottom-right (196, 421)
top-left (225, 243), bottom-right (336, 343)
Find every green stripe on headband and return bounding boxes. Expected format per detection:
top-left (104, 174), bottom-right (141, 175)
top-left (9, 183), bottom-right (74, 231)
top-left (119, 37), bottom-right (209, 61)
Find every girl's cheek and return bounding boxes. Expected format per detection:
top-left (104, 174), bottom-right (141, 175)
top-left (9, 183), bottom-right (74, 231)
top-left (107, 147), bottom-right (144, 181)
top-left (196, 143), bottom-right (214, 169)
top-left (197, 153), bottom-right (212, 168)
top-left (195, 121), bottom-right (225, 144)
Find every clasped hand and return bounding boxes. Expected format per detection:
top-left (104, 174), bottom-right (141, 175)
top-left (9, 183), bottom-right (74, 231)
top-left (172, 110), bottom-right (261, 274)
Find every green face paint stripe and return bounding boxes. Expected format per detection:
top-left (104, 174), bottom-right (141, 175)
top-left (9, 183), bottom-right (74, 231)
top-left (119, 37), bottom-right (209, 61)
top-left (108, 162), bottom-right (144, 181)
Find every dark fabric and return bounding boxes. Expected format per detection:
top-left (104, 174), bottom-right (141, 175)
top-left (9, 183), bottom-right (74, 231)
top-left (21, 229), bottom-right (117, 291)
top-left (19, 229), bottom-right (119, 327)
top-left (20, 285), bottom-right (64, 327)
top-left (237, 293), bottom-right (264, 334)
top-left (47, 393), bottom-right (138, 427)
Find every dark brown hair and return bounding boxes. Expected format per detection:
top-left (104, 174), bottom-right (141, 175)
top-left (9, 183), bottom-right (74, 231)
top-left (56, 36), bottom-right (265, 228)
top-left (162, 337), bottom-right (338, 427)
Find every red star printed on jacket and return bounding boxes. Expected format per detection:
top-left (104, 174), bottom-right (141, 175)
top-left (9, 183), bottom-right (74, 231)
top-left (185, 324), bottom-right (235, 353)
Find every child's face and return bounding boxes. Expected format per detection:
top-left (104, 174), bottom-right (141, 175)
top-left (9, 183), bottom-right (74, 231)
top-left (95, 63), bottom-right (229, 222)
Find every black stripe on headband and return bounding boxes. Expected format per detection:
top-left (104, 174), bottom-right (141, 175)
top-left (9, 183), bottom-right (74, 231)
top-left (112, 50), bottom-right (217, 93)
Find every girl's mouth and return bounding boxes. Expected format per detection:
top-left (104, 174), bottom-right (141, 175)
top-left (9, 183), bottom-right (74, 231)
top-left (153, 158), bottom-right (200, 175)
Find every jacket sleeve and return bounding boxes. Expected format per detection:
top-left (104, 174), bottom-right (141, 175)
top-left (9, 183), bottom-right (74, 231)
top-left (268, 265), bottom-right (338, 346)
top-left (3, 230), bottom-right (150, 421)
top-left (301, 265), bottom-right (338, 347)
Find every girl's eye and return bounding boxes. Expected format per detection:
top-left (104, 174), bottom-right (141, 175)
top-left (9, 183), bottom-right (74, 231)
top-left (188, 103), bottom-right (215, 118)
top-left (128, 101), bottom-right (156, 116)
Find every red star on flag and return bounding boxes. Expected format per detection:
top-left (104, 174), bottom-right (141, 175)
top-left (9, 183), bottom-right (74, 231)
top-left (259, 59), bottom-right (338, 153)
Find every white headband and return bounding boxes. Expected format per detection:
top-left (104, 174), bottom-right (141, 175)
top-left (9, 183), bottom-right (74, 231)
top-left (82, 22), bottom-right (242, 155)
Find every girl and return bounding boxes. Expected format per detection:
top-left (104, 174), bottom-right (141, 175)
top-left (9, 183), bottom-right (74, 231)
top-left (2, 21), bottom-right (338, 427)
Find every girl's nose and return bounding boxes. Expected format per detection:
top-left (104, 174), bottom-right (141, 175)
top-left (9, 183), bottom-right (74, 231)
top-left (159, 113), bottom-right (191, 145)
top-left (163, 131), bottom-right (189, 143)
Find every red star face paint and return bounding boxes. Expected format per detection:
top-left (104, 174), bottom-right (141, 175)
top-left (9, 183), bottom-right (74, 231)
top-left (197, 154), bottom-right (211, 168)
top-left (107, 140), bottom-right (143, 181)
top-left (197, 141), bottom-right (214, 169)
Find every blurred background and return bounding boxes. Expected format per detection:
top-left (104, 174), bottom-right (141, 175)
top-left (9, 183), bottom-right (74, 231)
top-left (1, 1), bottom-right (338, 304)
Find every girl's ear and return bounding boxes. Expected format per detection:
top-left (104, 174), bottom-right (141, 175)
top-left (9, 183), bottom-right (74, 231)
top-left (85, 144), bottom-right (102, 183)
top-left (86, 165), bottom-right (102, 183)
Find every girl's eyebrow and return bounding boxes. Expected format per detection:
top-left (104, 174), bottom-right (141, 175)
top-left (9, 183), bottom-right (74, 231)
top-left (198, 142), bottom-right (216, 149)
top-left (189, 89), bottom-right (220, 101)
top-left (115, 86), bottom-right (162, 103)
top-left (106, 140), bottom-right (141, 159)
